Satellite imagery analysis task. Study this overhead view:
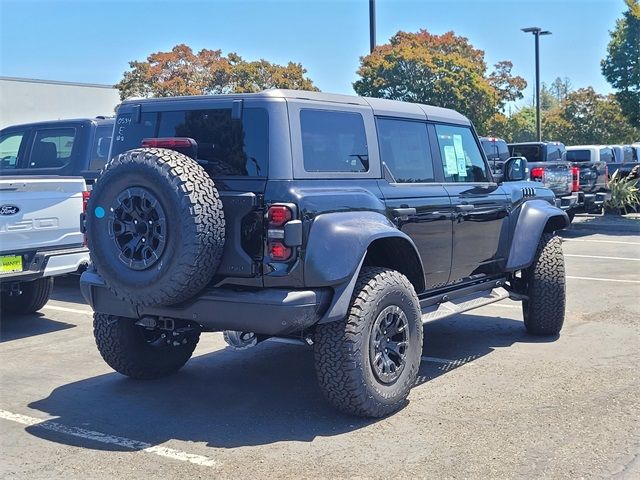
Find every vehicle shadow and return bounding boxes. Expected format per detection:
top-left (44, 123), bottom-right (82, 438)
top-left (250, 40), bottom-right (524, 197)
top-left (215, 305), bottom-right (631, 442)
top-left (49, 275), bottom-right (88, 306)
top-left (0, 312), bottom-right (75, 342)
top-left (25, 312), bottom-right (556, 451)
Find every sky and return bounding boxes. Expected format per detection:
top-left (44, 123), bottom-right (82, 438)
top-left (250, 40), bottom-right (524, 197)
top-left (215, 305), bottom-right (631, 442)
top-left (0, 0), bottom-right (624, 106)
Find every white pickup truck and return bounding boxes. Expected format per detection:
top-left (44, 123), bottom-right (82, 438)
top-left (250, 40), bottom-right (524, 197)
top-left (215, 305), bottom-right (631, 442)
top-left (0, 177), bottom-right (89, 313)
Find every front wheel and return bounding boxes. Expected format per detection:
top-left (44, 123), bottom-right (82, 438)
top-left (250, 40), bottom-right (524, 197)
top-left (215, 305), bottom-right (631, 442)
top-left (522, 233), bottom-right (566, 336)
top-left (1, 277), bottom-right (53, 314)
top-left (314, 267), bottom-right (423, 417)
top-left (93, 313), bottom-right (200, 379)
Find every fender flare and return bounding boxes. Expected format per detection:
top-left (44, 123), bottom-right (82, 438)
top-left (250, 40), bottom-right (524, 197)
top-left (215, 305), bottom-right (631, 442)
top-left (505, 199), bottom-right (569, 271)
top-left (303, 211), bottom-right (423, 323)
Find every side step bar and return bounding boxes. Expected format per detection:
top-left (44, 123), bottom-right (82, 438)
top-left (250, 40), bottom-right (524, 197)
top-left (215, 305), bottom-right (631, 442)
top-left (420, 287), bottom-right (510, 323)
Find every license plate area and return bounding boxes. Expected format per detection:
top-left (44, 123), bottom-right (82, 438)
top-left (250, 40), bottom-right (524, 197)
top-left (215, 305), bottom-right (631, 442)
top-left (0, 255), bottom-right (23, 275)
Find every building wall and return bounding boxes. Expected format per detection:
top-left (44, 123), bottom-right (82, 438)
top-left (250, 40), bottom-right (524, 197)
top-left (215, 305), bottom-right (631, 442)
top-left (0, 77), bottom-right (120, 129)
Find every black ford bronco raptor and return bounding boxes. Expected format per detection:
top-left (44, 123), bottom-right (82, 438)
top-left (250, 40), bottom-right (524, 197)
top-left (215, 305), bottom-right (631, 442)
top-left (82, 90), bottom-right (569, 418)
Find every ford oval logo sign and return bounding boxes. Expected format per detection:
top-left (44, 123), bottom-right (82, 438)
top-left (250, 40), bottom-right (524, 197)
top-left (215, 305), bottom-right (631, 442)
top-left (0, 205), bottom-right (20, 216)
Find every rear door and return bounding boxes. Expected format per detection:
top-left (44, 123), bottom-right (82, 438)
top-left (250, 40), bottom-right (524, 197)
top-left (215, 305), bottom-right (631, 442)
top-left (435, 124), bottom-right (509, 283)
top-left (376, 117), bottom-right (452, 289)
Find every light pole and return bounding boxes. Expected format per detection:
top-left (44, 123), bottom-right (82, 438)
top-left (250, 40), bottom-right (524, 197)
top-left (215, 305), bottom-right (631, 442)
top-left (521, 27), bottom-right (552, 141)
top-left (369, 0), bottom-right (376, 53)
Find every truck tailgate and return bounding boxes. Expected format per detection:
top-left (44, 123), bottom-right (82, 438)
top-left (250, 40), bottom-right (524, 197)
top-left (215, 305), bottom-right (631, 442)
top-left (0, 177), bottom-right (86, 253)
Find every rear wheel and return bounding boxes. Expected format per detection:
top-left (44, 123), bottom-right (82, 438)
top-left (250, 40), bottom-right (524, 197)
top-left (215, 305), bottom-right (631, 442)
top-left (522, 233), bottom-right (566, 336)
top-left (314, 267), bottom-right (423, 417)
top-left (93, 313), bottom-right (200, 379)
top-left (1, 278), bottom-right (53, 314)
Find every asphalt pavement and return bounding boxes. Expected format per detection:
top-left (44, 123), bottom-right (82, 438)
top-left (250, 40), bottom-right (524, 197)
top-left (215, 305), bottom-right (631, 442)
top-left (1, 228), bottom-right (639, 479)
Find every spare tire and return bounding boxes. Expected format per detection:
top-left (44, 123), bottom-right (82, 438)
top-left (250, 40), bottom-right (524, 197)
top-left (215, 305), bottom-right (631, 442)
top-left (86, 148), bottom-right (225, 306)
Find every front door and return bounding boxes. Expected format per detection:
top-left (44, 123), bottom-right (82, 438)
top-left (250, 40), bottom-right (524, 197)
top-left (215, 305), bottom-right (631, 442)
top-left (376, 118), bottom-right (453, 290)
top-left (433, 124), bottom-right (509, 283)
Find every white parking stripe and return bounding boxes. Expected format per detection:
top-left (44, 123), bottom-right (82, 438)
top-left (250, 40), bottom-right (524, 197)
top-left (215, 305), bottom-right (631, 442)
top-left (563, 239), bottom-right (640, 245)
top-left (421, 356), bottom-right (454, 364)
top-left (565, 254), bottom-right (640, 262)
top-left (0, 409), bottom-right (218, 468)
top-left (567, 275), bottom-right (640, 284)
top-left (43, 305), bottom-right (92, 315)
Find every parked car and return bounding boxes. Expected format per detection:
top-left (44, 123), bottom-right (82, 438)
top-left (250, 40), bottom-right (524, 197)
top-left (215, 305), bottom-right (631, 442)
top-left (564, 145), bottom-right (610, 214)
top-left (607, 144), bottom-right (639, 179)
top-left (82, 90), bottom-right (569, 418)
top-left (0, 176), bottom-right (89, 313)
top-left (507, 141), bottom-right (578, 213)
top-left (0, 117), bottom-right (114, 186)
top-left (479, 136), bottom-right (510, 175)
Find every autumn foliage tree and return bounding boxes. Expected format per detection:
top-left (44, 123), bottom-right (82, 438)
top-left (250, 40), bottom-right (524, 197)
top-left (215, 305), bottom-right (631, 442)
top-left (116, 44), bottom-right (318, 100)
top-left (353, 30), bottom-right (527, 131)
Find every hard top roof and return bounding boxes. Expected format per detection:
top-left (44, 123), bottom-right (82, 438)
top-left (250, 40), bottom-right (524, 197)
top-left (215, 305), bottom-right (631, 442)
top-left (1, 117), bottom-right (114, 131)
top-left (119, 89), bottom-right (470, 125)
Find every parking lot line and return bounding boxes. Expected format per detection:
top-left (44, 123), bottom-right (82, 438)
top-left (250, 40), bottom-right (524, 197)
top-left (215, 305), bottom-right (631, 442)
top-left (43, 304), bottom-right (92, 315)
top-left (565, 254), bottom-right (640, 262)
top-left (0, 409), bottom-right (218, 468)
top-left (563, 239), bottom-right (640, 246)
top-left (567, 275), bottom-right (640, 284)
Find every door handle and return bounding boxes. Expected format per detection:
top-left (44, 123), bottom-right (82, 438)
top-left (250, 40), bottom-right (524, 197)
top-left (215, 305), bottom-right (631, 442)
top-left (392, 207), bottom-right (417, 218)
top-left (455, 204), bottom-right (475, 212)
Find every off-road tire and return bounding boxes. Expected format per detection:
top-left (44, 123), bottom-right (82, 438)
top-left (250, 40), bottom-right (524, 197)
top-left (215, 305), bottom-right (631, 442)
top-left (86, 148), bottom-right (224, 306)
top-left (314, 267), bottom-right (423, 418)
top-left (1, 277), bottom-right (53, 314)
top-left (93, 313), bottom-right (200, 379)
top-left (522, 233), bottom-right (566, 336)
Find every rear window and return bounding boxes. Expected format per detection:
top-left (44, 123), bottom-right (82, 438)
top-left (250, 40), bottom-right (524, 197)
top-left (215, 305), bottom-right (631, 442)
top-left (566, 150), bottom-right (591, 162)
top-left (509, 145), bottom-right (542, 163)
top-left (482, 139), bottom-right (509, 162)
top-left (112, 108), bottom-right (269, 177)
top-left (300, 109), bottom-right (369, 173)
top-left (547, 144), bottom-right (566, 161)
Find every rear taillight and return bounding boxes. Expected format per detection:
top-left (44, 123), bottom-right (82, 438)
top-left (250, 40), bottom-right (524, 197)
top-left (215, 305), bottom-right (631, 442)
top-left (268, 205), bottom-right (292, 227)
top-left (82, 191), bottom-right (90, 247)
top-left (530, 167), bottom-right (544, 182)
top-left (268, 242), bottom-right (292, 261)
top-left (266, 204), bottom-right (295, 262)
top-left (571, 166), bottom-right (581, 192)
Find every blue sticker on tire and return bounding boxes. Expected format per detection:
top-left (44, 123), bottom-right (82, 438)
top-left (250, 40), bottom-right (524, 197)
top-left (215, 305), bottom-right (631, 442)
top-left (94, 206), bottom-right (105, 218)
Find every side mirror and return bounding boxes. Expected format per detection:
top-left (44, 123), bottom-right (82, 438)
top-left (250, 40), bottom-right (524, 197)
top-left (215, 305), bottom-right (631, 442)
top-left (503, 156), bottom-right (528, 182)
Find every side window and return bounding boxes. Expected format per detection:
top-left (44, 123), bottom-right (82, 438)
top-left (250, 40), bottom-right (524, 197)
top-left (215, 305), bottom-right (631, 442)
top-left (600, 148), bottom-right (613, 163)
top-left (29, 128), bottom-right (76, 169)
top-left (300, 109), bottom-right (369, 173)
top-left (377, 118), bottom-right (434, 183)
top-left (0, 131), bottom-right (27, 169)
top-left (435, 124), bottom-right (489, 182)
top-left (89, 125), bottom-right (113, 171)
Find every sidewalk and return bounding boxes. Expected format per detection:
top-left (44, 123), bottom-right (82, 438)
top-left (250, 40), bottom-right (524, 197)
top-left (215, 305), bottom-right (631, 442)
top-left (569, 212), bottom-right (640, 234)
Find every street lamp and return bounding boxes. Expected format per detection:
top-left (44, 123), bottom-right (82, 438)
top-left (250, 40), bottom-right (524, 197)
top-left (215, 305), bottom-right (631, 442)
top-left (369, 0), bottom-right (376, 53)
top-left (521, 27), bottom-right (552, 141)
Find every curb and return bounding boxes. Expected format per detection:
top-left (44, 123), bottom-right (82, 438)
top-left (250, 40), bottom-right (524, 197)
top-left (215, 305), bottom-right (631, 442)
top-left (568, 221), bottom-right (640, 234)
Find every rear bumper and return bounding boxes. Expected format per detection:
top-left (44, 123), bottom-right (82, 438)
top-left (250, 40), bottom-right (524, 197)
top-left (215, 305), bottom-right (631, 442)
top-left (0, 247), bottom-right (89, 283)
top-left (555, 193), bottom-right (579, 210)
top-left (573, 191), bottom-right (610, 212)
top-left (80, 270), bottom-right (331, 336)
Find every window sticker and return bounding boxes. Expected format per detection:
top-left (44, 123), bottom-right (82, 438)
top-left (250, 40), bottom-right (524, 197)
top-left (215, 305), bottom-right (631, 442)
top-left (453, 134), bottom-right (467, 177)
top-left (444, 145), bottom-right (458, 176)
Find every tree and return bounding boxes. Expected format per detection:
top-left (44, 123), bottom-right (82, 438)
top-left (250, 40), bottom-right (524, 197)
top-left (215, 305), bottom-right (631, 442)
top-left (115, 44), bottom-right (318, 100)
top-left (544, 87), bottom-right (639, 144)
top-left (353, 30), bottom-right (526, 131)
top-left (601, 0), bottom-right (640, 127)
top-left (550, 76), bottom-right (572, 102)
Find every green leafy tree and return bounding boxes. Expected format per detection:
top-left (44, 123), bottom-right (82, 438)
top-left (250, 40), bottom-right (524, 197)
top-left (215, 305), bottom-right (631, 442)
top-left (544, 87), bottom-right (639, 144)
top-left (601, 0), bottom-right (640, 127)
top-left (116, 44), bottom-right (318, 100)
top-left (353, 30), bottom-right (526, 131)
